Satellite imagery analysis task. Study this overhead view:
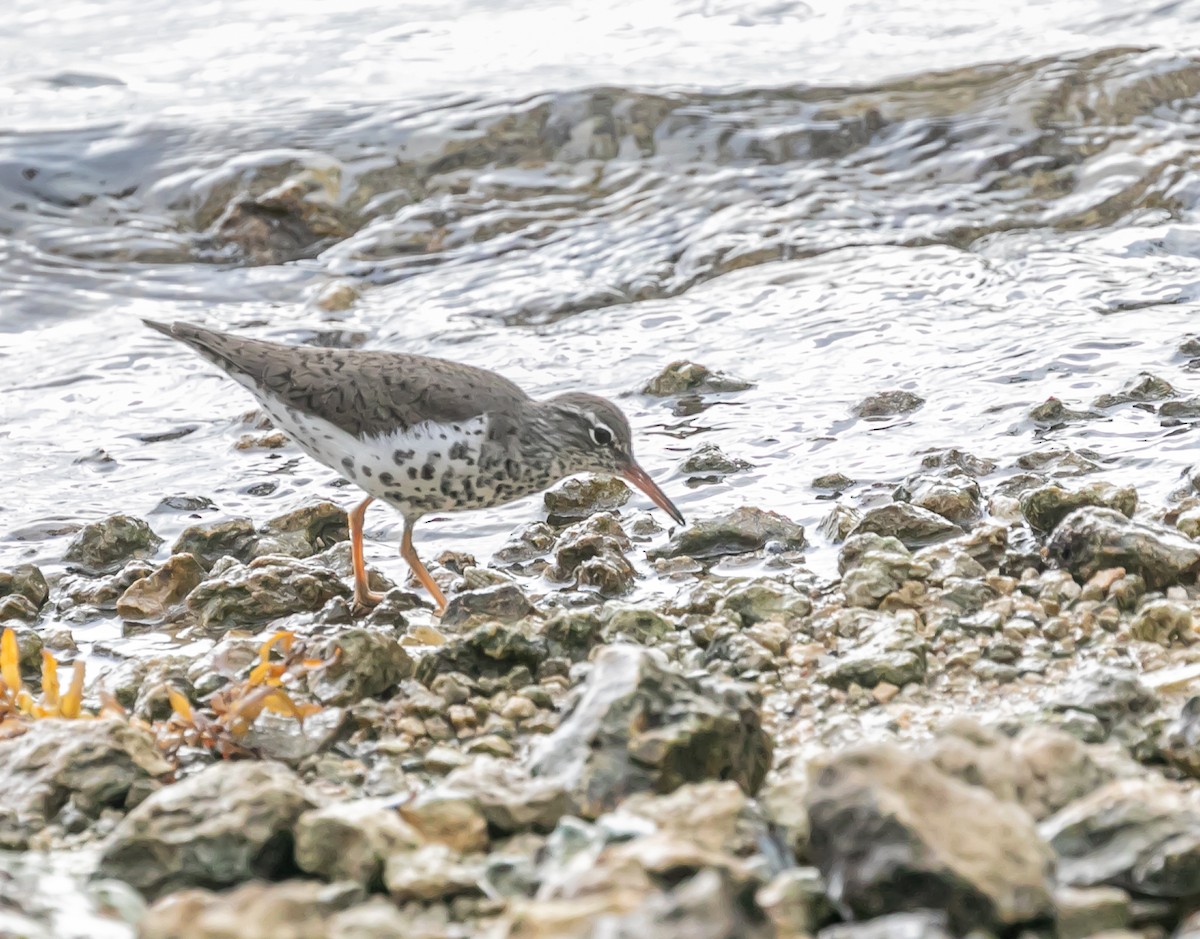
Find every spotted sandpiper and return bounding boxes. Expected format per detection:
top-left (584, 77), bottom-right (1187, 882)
top-left (144, 320), bottom-right (685, 614)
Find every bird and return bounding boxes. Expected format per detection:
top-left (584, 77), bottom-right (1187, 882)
top-left (143, 319), bottom-right (685, 614)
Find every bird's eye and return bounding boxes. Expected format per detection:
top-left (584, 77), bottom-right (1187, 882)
top-left (590, 425), bottom-right (613, 446)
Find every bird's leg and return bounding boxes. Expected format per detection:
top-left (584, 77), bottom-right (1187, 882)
top-left (348, 496), bottom-right (384, 611)
top-left (400, 522), bottom-right (447, 615)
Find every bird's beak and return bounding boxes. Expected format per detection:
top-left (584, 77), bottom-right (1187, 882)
top-left (621, 463), bottom-right (685, 526)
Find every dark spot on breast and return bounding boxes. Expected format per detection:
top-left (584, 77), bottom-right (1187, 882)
top-left (449, 442), bottom-right (469, 461)
top-left (361, 465), bottom-right (372, 478)
top-left (341, 457), bottom-right (354, 470)
top-left (394, 449), bottom-right (415, 464)
top-left (379, 471), bottom-right (394, 486)
top-left (439, 433), bottom-right (447, 440)
top-left (505, 458), bottom-right (521, 479)
top-left (452, 424), bottom-right (461, 432)
top-left (385, 490), bottom-right (405, 501)
top-left (407, 467), bottom-right (418, 480)
top-left (421, 464), bottom-right (435, 481)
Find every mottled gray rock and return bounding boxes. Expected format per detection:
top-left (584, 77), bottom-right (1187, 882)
top-left (1017, 448), bottom-right (1101, 477)
top-left (819, 504), bottom-right (862, 542)
top-left (306, 628), bottom-right (413, 705)
top-left (431, 757), bottom-right (569, 834)
top-left (548, 515), bottom-right (636, 596)
top-left (115, 553), bottom-right (205, 622)
top-left (1131, 598), bottom-right (1194, 645)
top-left (1040, 778), bottom-right (1200, 898)
top-left (64, 514), bottom-right (162, 574)
top-left (294, 798), bottom-right (421, 888)
top-left (98, 760), bottom-right (315, 899)
top-left (256, 501), bottom-right (348, 558)
top-left (813, 472), bottom-right (855, 490)
top-left (819, 612), bottom-right (927, 689)
top-left (1047, 508), bottom-right (1200, 589)
top-left (1163, 697), bottom-right (1200, 779)
top-left (600, 605), bottom-right (677, 643)
top-left (847, 503), bottom-right (961, 548)
top-left (414, 621), bottom-right (549, 685)
top-left (717, 580), bottom-right (812, 626)
top-left (643, 360), bottom-right (753, 396)
top-left (1051, 666), bottom-right (1158, 730)
top-left (0, 594), bottom-right (39, 622)
top-left (1093, 372), bottom-right (1176, 408)
top-left (172, 517), bottom-right (258, 570)
top-left (1028, 397), bottom-right (1101, 424)
top-left (807, 744), bottom-right (1054, 932)
top-left (852, 390), bottom-right (924, 418)
top-left (1160, 397), bottom-right (1200, 419)
top-left (680, 443), bottom-right (751, 478)
top-left (0, 719), bottom-right (171, 850)
top-left (440, 583), bottom-right (537, 627)
top-left (838, 534), bottom-right (932, 609)
top-left (384, 843), bottom-right (483, 902)
top-left (544, 475), bottom-right (630, 524)
top-left (651, 506), bottom-right (805, 560)
top-left (0, 564), bottom-right (48, 609)
top-left (528, 644), bottom-right (772, 818)
top-left (1020, 482), bottom-right (1137, 533)
top-left (492, 521), bottom-right (557, 566)
top-left (187, 555), bottom-right (350, 631)
top-left (894, 474), bottom-right (981, 525)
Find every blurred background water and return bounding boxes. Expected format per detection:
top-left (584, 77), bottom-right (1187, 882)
top-left (4, 0), bottom-right (1200, 612)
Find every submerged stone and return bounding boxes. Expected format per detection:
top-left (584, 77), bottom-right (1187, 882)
top-left (643, 360), bottom-right (753, 396)
top-left (848, 503), bottom-right (960, 549)
top-left (1046, 507), bottom-right (1200, 589)
top-left (64, 514), bottom-right (163, 575)
top-left (651, 506), bottom-right (805, 560)
top-left (852, 390), bottom-right (924, 418)
top-left (1020, 482), bottom-right (1137, 533)
top-left (0, 564), bottom-right (49, 609)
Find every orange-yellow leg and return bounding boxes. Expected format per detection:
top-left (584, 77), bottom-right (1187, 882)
top-left (349, 497), bottom-right (384, 610)
top-left (400, 523), bottom-right (447, 615)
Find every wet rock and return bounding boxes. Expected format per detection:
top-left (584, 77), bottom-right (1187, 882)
top-left (440, 583), bottom-right (537, 627)
top-left (820, 504), bottom-right (862, 542)
top-left (528, 644), bottom-right (772, 818)
top-left (1040, 778), bottom-right (1200, 898)
top-left (0, 564), bottom-right (49, 608)
top-left (115, 553), bottom-right (205, 622)
top-left (306, 628), bottom-right (413, 705)
top-left (1053, 885), bottom-right (1131, 939)
top-left (820, 612), bottom-right (927, 690)
top-left (1160, 397), bottom-right (1200, 419)
top-left (1028, 397), bottom-right (1101, 424)
top-left (927, 720), bottom-right (1112, 820)
top-left (813, 472), bottom-right (855, 490)
top-left (1020, 482), bottom-right (1138, 533)
top-left (839, 534), bottom-right (932, 609)
top-left (681, 443), bottom-right (751, 479)
top-left (187, 555), bottom-right (350, 632)
top-left (138, 881), bottom-right (389, 939)
top-left (643, 360), bottom-right (753, 396)
top-left (415, 622), bottom-right (548, 686)
top-left (1051, 666), bottom-right (1158, 732)
top-left (651, 506), bottom-right (805, 560)
top-left (1017, 448), bottom-right (1101, 477)
top-left (852, 390), bottom-right (924, 418)
top-left (1130, 598), bottom-right (1194, 645)
top-left (172, 517), bottom-right (259, 570)
top-left (63, 514), bottom-right (162, 574)
top-left (1046, 507), bottom-right (1200, 589)
top-left (493, 521), bottom-right (557, 567)
top-left (256, 502), bottom-right (348, 558)
top-left (893, 474), bottom-right (981, 525)
top-left (806, 744), bottom-right (1054, 932)
top-left (847, 503), bottom-right (960, 548)
top-left (384, 843), bottom-right (483, 902)
top-left (818, 912), bottom-right (954, 939)
top-left (98, 760), bottom-right (315, 899)
top-left (0, 719), bottom-right (171, 850)
top-left (294, 798), bottom-right (421, 889)
top-left (758, 866), bottom-right (835, 937)
top-left (1162, 697), bottom-right (1200, 778)
top-left (600, 604), bottom-right (677, 643)
top-left (431, 757), bottom-right (569, 834)
top-left (0, 594), bottom-right (39, 622)
top-left (398, 789), bottom-right (490, 853)
top-left (544, 475), bottom-right (630, 525)
top-left (1093, 372), bottom-right (1176, 408)
top-left (242, 707), bottom-right (350, 765)
top-left (548, 516), bottom-right (636, 596)
top-left (920, 448), bottom-right (997, 477)
top-left (718, 580), bottom-right (812, 626)
top-left (1176, 506), bottom-right (1200, 538)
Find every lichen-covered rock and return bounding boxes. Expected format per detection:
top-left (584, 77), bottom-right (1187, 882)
top-left (172, 517), bottom-right (258, 570)
top-left (1046, 508), bottom-right (1200, 589)
top-left (1017, 448), bottom-right (1101, 477)
top-left (256, 502), bottom-right (348, 558)
top-left (1039, 778), bottom-right (1200, 898)
top-left (847, 503), bottom-right (960, 548)
top-left (294, 798), bottom-right (421, 888)
top-left (1020, 482), bottom-right (1137, 533)
top-left (116, 553), bottom-right (206, 622)
top-left (0, 564), bottom-right (49, 608)
top-left (306, 628), bottom-right (413, 705)
top-left (544, 475), bottom-right (630, 525)
top-left (893, 474), bottom-right (981, 525)
top-left (64, 514), bottom-right (162, 574)
top-left (1028, 397), bottom-right (1100, 424)
top-left (1130, 598), bottom-right (1194, 645)
top-left (384, 843), bottom-right (484, 903)
top-left (0, 719), bottom-right (171, 849)
top-left (528, 644), bottom-right (772, 818)
top-left (651, 506), bottom-right (805, 560)
top-left (187, 555), bottom-right (350, 631)
top-left (600, 605), bottom-right (678, 643)
top-left (98, 760), bottom-right (315, 899)
top-left (813, 472), bottom-right (855, 490)
top-left (853, 390), bottom-right (924, 418)
top-left (806, 744), bottom-right (1054, 932)
top-left (1050, 666), bottom-right (1158, 731)
top-left (680, 444), bottom-right (751, 478)
top-left (0, 594), bottom-right (39, 622)
top-left (717, 580), bottom-right (812, 626)
top-left (643, 360), bottom-right (753, 396)
top-left (838, 534), bottom-right (932, 609)
top-left (1092, 372), bottom-right (1176, 408)
top-left (426, 757), bottom-right (569, 835)
top-left (819, 612), bottom-right (927, 689)
top-left (415, 622), bottom-right (549, 685)
top-left (440, 583), bottom-right (537, 627)
top-left (1164, 697), bottom-right (1200, 779)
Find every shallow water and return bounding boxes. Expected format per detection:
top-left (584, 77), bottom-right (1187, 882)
top-left (4, 0), bottom-right (1200, 622)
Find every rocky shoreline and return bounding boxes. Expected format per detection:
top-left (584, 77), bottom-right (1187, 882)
top-left (6, 367), bottom-right (1200, 938)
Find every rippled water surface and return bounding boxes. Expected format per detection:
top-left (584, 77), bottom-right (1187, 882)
top-left (5, 0), bottom-right (1200, 612)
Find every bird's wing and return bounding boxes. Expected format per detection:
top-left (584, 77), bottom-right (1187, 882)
top-left (145, 319), bottom-right (530, 438)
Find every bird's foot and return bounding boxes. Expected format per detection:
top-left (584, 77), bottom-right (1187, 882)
top-left (351, 586), bottom-right (385, 616)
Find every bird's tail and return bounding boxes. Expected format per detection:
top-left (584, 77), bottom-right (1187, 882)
top-left (142, 318), bottom-right (271, 384)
